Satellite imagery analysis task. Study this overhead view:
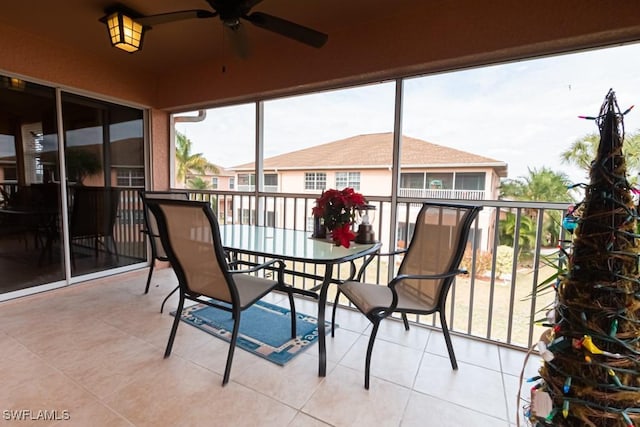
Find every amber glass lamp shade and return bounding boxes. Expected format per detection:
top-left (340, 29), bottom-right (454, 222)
top-left (104, 11), bottom-right (144, 53)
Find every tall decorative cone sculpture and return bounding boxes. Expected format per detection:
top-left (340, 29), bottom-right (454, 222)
top-left (531, 90), bottom-right (640, 426)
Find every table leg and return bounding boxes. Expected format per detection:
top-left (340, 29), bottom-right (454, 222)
top-left (317, 263), bottom-right (333, 377)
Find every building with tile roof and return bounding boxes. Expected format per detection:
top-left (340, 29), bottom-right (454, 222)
top-left (230, 132), bottom-right (507, 200)
top-left (228, 133), bottom-right (506, 251)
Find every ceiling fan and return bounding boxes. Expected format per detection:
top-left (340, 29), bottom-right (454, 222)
top-left (103, 0), bottom-right (328, 56)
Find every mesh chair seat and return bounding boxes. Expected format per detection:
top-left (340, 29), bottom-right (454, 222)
top-left (340, 280), bottom-right (437, 314)
top-left (231, 274), bottom-right (278, 308)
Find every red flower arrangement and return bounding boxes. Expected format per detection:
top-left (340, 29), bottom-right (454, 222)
top-left (312, 187), bottom-right (367, 248)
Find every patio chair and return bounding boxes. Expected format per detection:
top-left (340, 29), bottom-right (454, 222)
top-left (69, 186), bottom-right (121, 266)
top-left (145, 198), bottom-right (297, 386)
top-left (335, 202), bottom-right (482, 389)
top-left (139, 190), bottom-right (189, 294)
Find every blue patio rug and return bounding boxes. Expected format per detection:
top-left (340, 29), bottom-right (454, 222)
top-left (173, 300), bottom-right (334, 366)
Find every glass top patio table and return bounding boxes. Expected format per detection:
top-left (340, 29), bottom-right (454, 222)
top-left (218, 224), bottom-right (381, 376)
top-left (218, 224), bottom-right (380, 264)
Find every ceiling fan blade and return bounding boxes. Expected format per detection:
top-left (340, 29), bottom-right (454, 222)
top-left (137, 10), bottom-right (216, 26)
top-left (245, 12), bottom-right (328, 48)
top-left (206, 0), bottom-right (264, 15)
top-left (224, 25), bottom-right (250, 60)
top-left (239, 0), bottom-right (265, 12)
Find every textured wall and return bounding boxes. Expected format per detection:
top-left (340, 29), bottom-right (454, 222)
top-left (0, 25), bottom-right (154, 106)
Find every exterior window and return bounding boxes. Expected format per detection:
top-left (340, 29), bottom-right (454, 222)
top-left (229, 177), bottom-right (235, 190)
top-left (211, 177), bottom-right (218, 189)
top-left (426, 173), bottom-right (453, 189)
top-left (335, 172), bottom-right (360, 190)
top-left (264, 173), bottom-right (278, 191)
top-left (400, 173), bottom-right (424, 189)
top-left (116, 168), bottom-right (145, 187)
top-left (0, 134), bottom-right (17, 183)
top-left (237, 173), bottom-right (276, 190)
top-left (1, 166), bottom-right (17, 181)
top-left (455, 172), bottom-right (485, 190)
top-left (305, 172), bottom-right (326, 190)
top-left (264, 173), bottom-right (278, 186)
top-left (237, 173), bottom-right (255, 186)
top-left (237, 173), bottom-right (255, 191)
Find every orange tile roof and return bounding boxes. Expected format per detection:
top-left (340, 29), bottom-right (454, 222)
top-left (231, 132), bottom-right (507, 176)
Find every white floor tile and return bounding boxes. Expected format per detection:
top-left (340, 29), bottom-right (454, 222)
top-left (0, 268), bottom-right (532, 427)
top-left (414, 353), bottom-right (509, 421)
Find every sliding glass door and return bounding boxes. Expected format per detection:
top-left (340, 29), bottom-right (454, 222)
top-left (61, 93), bottom-right (146, 277)
top-left (0, 78), bottom-right (64, 294)
top-left (0, 74), bottom-right (148, 297)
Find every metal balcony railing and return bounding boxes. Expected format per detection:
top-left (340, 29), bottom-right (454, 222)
top-left (1, 180), bottom-right (567, 351)
top-left (178, 189), bottom-right (571, 351)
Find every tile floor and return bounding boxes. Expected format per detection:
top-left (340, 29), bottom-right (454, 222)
top-left (0, 267), bottom-right (541, 427)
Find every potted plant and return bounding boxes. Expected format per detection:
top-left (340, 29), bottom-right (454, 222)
top-left (312, 187), bottom-right (367, 248)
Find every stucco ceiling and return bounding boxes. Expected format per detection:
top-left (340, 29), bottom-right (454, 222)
top-left (0, 0), bottom-right (395, 73)
top-left (3, 1), bottom-right (640, 110)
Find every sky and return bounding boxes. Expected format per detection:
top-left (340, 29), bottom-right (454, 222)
top-left (175, 43), bottom-right (640, 185)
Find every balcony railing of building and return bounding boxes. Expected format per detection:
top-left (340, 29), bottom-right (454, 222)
top-left (237, 185), bottom-right (279, 193)
top-left (398, 188), bottom-right (486, 200)
top-left (234, 187), bottom-right (486, 200)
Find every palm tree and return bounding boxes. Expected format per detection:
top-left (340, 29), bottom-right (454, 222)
top-left (175, 131), bottom-right (218, 186)
top-left (186, 176), bottom-right (211, 190)
top-left (561, 130), bottom-right (640, 184)
top-left (499, 212), bottom-right (536, 249)
top-left (499, 167), bottom-right (574, 202)
top-left (499, 167), bottom-right (574, 248)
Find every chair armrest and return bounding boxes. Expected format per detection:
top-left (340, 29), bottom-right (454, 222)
top-left (353, 248), bottom-right (406, 281)
top-left (388, 269), bottom-right (467, 288)
top-left (228, 259), bottom-right (285, 279)
top-left (350, 245), bottom-right (407, 283)
top-left (375, 269), bottom-right (467, 317)
top-left (140, 228), bottom-right (163, 240)
top-left (376, 248), bottom-right (408, 257)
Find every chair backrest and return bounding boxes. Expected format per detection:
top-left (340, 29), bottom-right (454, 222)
top-left (397, 202), bottom-right (482, 311)
top-left (145, 199), bottom-right (236, 304)
top-left (69, 186), bottom-right (121, 239)
top-left (30, 183), bottom-right (61, 212)
top-left (139, 191), bottom-right (189, 260)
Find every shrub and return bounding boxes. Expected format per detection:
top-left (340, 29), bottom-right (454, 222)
top-left (496, 245), bottom-right (514, 276)
top-left (461, 250), bottom-right (493, 277)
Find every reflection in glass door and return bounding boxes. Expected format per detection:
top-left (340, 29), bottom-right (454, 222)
top-left (0, 77), bottom-right (65, 294)
top-left (0, 75), bottom-right (148, 298)
top-left (61, 93), bottom-right (146, 277)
